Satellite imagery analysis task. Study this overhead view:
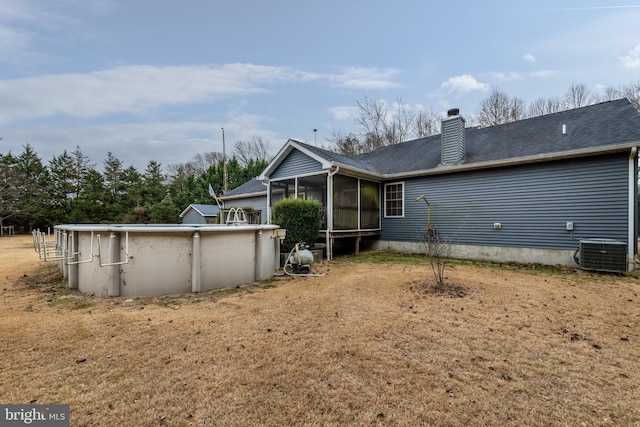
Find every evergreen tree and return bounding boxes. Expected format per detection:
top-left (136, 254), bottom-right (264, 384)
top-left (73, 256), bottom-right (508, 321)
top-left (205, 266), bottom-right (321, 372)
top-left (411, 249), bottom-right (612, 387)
top-left (48, 150), bottom-right (76, 223)
top-left (102, 152), bottom-right (125, 221)
top-left (70, 169), bottom-right (105, 223)
top-left (149, 195), bottom-right (181, 223)
top-left (167, 166), bottom-right (200, 214)
top-left (14, 144), bottom-right (49, 230)
top-left (141, 160), bottom-right (168, 223)
top-left (0, 152), bottom-right (20, 230)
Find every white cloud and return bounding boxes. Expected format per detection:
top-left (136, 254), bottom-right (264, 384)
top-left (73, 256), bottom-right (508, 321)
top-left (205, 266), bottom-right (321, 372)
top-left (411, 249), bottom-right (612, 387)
top-left (0, 0), bottom-right (116, 66)
top-left (441, 74), bottom-right (488, 94)
top-left (0, 24), bottom-right (30, 59)
top-left (523, 53), bottom-right (536, 63)
top-left (0, 0), bottom-right (37, 21)
top-left (4, 115), bottom-right (280, 170)
top-left (328, 105), bottom-right (358, 121)
top-left (330, 67), bottom-right (401, 89)
top-left (0, 63), bottom-right (404, 125)
top-left (529, 70), bottom-right (558, 78)
top-left (302, 67), bottom-right (401, 90)
top-left (0, 64), bottom-right (295, 125)
top-left (621, 44), bottom-right (640, 68)
top-left (490, 71), bottom-right (522, 81)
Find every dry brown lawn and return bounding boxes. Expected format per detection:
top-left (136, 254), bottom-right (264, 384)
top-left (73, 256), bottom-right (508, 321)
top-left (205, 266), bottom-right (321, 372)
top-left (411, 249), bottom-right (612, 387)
top-left (1, 234), bottom-right (639, 426)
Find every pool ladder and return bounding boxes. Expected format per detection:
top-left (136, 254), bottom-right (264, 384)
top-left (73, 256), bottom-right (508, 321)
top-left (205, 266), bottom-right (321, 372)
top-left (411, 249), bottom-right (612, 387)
top-left (226, 207), bottom-right (248, 225)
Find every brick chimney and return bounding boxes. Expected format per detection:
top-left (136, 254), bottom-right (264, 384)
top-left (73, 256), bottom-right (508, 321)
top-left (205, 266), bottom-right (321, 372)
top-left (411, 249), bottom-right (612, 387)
top-left (441, 108), bottom-right (465, 165)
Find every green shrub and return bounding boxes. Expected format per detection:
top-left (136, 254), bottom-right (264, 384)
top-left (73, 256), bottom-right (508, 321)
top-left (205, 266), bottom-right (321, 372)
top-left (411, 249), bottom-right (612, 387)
top-left (272, 198), bottom-right (322, 252)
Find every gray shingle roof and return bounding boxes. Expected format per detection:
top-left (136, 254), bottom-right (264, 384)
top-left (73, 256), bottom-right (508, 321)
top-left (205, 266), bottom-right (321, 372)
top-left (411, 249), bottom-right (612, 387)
top-left (179, 204), bottom-right (220, 218)
top-left (297, 99), bottom-right (640, 177)
top-left (221, 179), bottom-right (266, 198)
top-left (296, 142), bottom-right (377, 172)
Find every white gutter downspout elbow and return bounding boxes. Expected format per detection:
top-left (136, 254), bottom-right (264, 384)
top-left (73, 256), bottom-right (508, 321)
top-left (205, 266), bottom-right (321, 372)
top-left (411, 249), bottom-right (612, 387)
top-left (628, 147), bottom-right (637, 272)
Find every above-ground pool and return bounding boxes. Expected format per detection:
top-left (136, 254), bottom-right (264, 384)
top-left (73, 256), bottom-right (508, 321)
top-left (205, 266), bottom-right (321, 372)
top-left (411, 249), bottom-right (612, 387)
top-left (38, 223), bottom-right (284, 297)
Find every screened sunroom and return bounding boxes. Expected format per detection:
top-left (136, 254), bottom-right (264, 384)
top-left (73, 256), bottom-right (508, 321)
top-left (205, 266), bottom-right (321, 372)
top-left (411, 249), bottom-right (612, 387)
top-left (267, 172), bottom-right (381, 257)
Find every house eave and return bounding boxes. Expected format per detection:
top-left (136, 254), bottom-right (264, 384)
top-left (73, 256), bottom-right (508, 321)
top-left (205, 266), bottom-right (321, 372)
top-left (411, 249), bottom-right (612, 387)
top-left (259, 139), bottom-right (333, 180)
top-left (380, 142), bottom-right (640, 180)
top-left (179, 204), bottom-right (219, 218)
top-left (326, 161), bottom-right (381, 180)
top-left (220, 191), bottom-right (267, 201)
top-left (179, 205), bottom-right (203, 218)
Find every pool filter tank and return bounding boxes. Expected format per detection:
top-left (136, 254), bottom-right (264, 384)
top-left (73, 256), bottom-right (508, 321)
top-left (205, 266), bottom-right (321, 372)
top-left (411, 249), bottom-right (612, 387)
top-left (287, 242), bottom-right (314, 274)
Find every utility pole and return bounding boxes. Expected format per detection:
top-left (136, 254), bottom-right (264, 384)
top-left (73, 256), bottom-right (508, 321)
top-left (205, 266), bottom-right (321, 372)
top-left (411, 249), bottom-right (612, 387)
top-left (222, 128), bottom-right (228, 193)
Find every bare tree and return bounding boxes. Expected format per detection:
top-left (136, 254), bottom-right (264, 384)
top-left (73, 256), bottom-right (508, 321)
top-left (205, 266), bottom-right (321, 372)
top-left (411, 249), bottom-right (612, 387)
top-left (621, 80), bottom-right (640, 110)
top-left (233, 136), bottom-right (271, 165)
top-left (327, 129), bottom-right (363, 156)
top-left (476, 88), bottom-right (527, 127)
top-left (599, 85), bottom-right (622, 102)
top-left (564, 83), bottom-right (594, 109)
top-left (528, 96), bottom-right (564, 117)
top-left (168, 152), bottom-right (223, 176)
top-left (384, 98), bottom-right (415, 145)
top-left (353, 95), bottom-right (436, 152)
top-left (426, 228), bottom-right (454, 289)
top-left (415, 108), bottom-right (441, 137)
top-left (509, 96), bottom-right (528, 122)
top-left (355, 96), bottom-right (388, 151)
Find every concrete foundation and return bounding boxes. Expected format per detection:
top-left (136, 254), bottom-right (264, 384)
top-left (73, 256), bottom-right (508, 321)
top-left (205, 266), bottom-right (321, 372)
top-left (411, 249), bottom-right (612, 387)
top-left (371, 240), bottom-right (580, 267)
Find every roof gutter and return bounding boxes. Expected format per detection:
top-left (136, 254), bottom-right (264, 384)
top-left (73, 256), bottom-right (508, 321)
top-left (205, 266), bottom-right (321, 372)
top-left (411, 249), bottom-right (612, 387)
top-left (220, 191), bottom-right (267, 201)
top-left (381, 141), bottom-right (640, 180)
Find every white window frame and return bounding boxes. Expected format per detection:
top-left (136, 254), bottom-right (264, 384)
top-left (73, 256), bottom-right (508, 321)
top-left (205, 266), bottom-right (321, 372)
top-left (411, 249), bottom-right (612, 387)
top-left (384, 181), bottom-right (404, 218)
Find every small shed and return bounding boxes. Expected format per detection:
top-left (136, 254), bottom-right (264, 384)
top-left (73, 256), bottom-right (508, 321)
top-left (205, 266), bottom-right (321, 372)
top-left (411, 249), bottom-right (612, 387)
top-left (180, 204), bottom-right (220, 224)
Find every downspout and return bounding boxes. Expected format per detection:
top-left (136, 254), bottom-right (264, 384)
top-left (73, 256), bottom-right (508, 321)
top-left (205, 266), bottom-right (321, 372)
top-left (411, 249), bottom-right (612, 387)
top-left (326, 166), bottom-right (340, 260)
top-left (262, 180), bottom-right (270, 224)
top-left (628, 146), bottom-right (637, 272)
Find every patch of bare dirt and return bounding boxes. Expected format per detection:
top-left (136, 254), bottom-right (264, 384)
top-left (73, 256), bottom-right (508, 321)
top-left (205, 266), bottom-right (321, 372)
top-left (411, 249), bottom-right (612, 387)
top-left (1, 235), bottom-right (639, 426)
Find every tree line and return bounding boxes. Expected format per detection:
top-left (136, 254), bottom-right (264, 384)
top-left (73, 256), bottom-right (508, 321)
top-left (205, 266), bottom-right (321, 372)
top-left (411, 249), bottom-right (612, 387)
top-left (328, 80), bottom-right (640, 155)
top-left (0, 138), bottom-right (270, 232)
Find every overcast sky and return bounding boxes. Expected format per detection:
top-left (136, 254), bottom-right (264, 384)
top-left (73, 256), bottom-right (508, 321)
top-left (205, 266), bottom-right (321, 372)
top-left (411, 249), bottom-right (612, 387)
top-left (1, 0), bottom-right (639, 171)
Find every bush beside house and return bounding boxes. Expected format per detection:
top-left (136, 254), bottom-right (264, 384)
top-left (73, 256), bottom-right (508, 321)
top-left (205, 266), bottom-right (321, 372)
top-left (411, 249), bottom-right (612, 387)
top-left (272, 198), bottom-right (322, 253)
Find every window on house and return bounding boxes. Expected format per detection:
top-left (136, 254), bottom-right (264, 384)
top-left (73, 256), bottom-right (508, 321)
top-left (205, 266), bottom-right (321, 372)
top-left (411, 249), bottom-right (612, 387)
top-left (384, 182), bottom-right (404, 217)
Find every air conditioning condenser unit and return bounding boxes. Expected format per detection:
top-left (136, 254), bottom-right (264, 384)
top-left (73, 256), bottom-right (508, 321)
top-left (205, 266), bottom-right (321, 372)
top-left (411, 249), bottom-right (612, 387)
top-left (579, 239), bottom-right (627, 273)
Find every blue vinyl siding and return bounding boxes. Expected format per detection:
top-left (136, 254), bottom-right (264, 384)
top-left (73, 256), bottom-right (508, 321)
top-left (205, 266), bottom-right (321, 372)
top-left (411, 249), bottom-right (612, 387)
top-left (182, 210), bottom-right (207, 224)
top-left (224, 196), bottom-right (267, 217)
top-left (271, 149), bottom-right (323, 179)
top-left (381, 154), bottom-right (630, 250)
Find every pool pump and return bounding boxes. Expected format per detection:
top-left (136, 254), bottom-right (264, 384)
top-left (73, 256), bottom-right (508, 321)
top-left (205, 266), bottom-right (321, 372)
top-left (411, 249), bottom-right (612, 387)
top-left (286, 242), bottom-right (314, 274)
